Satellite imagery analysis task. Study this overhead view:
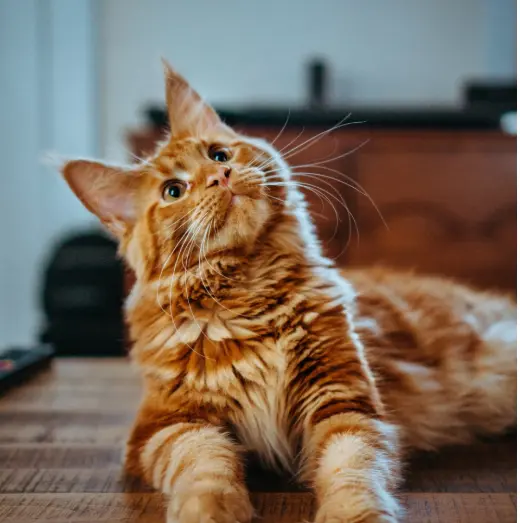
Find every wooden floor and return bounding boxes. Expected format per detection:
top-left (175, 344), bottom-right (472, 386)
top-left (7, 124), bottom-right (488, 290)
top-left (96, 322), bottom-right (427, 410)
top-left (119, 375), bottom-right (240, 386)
top-left (0, 359), bottom-right (515, 523)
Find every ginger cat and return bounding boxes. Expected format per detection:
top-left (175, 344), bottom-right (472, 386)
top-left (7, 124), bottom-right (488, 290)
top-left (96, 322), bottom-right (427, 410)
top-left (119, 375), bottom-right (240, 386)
top-left (62, 61), bottom-right (516, 523)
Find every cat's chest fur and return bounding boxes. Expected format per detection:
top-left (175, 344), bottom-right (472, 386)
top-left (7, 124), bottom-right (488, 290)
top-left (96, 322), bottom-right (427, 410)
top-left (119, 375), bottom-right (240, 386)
top-left (129, 263), bottom-right (350, 469)
top-left (135, 302), bottom-right (296, 468)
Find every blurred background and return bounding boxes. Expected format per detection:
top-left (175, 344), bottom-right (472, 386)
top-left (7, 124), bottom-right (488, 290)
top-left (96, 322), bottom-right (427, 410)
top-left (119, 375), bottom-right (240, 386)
top-left (0, 0), bottom-right (516, 356)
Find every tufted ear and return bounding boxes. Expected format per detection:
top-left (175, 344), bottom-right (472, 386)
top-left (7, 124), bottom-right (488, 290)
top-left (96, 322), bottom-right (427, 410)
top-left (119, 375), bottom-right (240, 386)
top-left (62, 159), bottom-right (142, 237)
top-left (162, 59), bottom-right (232, 137)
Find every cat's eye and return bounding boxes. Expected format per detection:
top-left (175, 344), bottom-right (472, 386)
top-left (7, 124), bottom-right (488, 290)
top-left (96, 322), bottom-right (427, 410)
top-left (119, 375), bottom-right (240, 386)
top-left (162, 180), bottom-right (187, 201)
top-left (209, 147), bottom-right (229, 163)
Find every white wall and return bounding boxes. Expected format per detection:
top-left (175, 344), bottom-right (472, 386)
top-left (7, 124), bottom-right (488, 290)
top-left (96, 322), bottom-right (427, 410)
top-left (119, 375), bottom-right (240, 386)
top-left (99, 0), bottom-right (516, 162)
top-left (0, 0), bottom-right (44, 347)
top-left (0, 0), bottom-right (98, 347)
top-left (0, 0), bottom-right (515, 347)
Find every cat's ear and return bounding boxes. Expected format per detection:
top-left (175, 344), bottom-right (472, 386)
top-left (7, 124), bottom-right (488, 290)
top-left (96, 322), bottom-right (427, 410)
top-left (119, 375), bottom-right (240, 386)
top-left (62, 160), bottom-right (141, 237)
top-left (162, 59), bottom-right (232, 136)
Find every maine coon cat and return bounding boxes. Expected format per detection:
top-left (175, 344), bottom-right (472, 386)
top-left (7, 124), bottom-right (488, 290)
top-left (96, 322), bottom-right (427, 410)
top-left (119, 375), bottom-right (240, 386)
top-left (61, 61), bottom-right (516, 523)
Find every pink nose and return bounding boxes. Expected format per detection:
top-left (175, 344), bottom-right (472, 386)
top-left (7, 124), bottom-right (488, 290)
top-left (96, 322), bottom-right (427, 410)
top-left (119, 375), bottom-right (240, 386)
top-left (207, 166), bottom-right (231, 188)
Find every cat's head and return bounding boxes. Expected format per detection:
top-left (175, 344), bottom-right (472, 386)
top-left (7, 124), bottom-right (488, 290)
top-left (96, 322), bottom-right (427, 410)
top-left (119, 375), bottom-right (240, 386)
top-left (62, 61), bottom-right (298, 278)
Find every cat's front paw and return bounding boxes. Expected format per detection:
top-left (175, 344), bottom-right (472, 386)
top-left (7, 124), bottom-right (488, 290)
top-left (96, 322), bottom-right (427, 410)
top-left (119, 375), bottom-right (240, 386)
top-left (167, 487), bottom-right (254, 523)
top-left (315, 512), bottom-right (397, 523)
top-left (314, 490), bottom-right (400, 523)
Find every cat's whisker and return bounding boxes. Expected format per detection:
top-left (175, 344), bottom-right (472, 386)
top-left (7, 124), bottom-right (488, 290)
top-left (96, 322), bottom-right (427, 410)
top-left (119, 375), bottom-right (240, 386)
top-left (242, 142), bottom-right (275, 172)
top-left (181, 208), bottom-right (210, 272)
top-left (266, 180), bottom-right (338, 230)
top-left (179, 201), bottom-right (245, 287)
top-left (162, 224), bottom-right (192, 315)
top-left (289, 173), bottom-right (345, 248)
top-left (199, 227), bottom-right (227, 304)
top-left (254, 154), bottom-right (280, 173)
top-left (159, 237), bottom-right (203, 354)
top-left (271, 180), bottom-right (355, 253)
top-left (260, 167), bottom-right (286, 178)
top-left (266, 171), bottom-right (344, 202)
top-left (262, 157), bottom-right (385, 235)
top-left (267, 169), bottom-right (352, 230)
top-left (197, 221), bottom-right (214, 288)
top-left (292, 163), bottom-right (387, 230)
top-left (156, 238), bottom-right (183, 316)
top-left (163, 206), bottom-right (198, 232)
top-left (166, 236), bottom-right (210, 358)
top-left (243, 155), bottom-right (269, 175)
top-left (263, 179), bottom-right (359, 249)
top-left (179, 209), bottom-right (220, 360)
top-left (198, 223), bottom-right (251, 320)
top-left (166, 220), bottom-right (209, 357)
top-left (282, 117), bottom-right (366, 162)
top-left (292, 165), bottom-right (366, 193)
top-left (202, 220), bottom-right (243, 284)
top-left (265, 193), bottom-right (287, 206)
top-left (275, 115), bottom-right (352, 161)
top-left (149, 208), bottom-right (197, 242)
top-left (169, 210), bottom-right (203, 276)
top-left (238, 169), bottom-right (263, 183)
top-left (239, 119), bottom-right (290, 174)
top-left (262, 180), bottom-right (347, 213)
top-left (275, 126), bottom-right (307, 158)
top-left (270, 109), bottom-right (291, 148)
top-left (166, 227), bottom-right (194, 304)
top-left (240, 173), bottom-right (264, 188)
top-left (291, 137), bottom-right (371, 167)
top-left (197, 220), bottom-right (238, 315)
top-left (159, 212), bottom-right (197, 267)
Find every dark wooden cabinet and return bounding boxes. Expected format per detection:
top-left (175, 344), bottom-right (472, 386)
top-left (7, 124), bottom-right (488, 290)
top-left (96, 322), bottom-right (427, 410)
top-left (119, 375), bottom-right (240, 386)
top-left (349, 132), bottom-right (516, 290)
top-left (128, 126), bottom-right (516, 291)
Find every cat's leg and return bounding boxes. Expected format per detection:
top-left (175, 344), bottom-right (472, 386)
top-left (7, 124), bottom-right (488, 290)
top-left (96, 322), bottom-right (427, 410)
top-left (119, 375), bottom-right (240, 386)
top-left (301, 411), bottom-right (402, 523)
top-left (125, 410), bottom-right (253, 523)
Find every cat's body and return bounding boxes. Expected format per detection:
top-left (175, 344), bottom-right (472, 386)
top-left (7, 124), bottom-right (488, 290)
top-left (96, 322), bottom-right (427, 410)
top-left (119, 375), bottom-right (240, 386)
top-left (125, 214), bottom-right (516, 470)
top-left (62, 62), bottom-right (516, 523)
top-left (349, 268), bottom-right (516, 451)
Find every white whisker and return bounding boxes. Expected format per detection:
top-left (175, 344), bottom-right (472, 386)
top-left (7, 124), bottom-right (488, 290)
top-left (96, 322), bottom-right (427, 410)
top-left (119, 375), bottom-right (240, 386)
top-left (280, 115), bottom-right (356, 161)
top-left (179, 209), bottom-right (219, 359)
top-left (290, 137), bottom-right (371, 167)
top-left (292, 163), bottom-right (387, 230)
top-left (270, 109), bottom-right (291, 147)
top-left (262, 179), bottom-right (360, 251)
top-left (276, 126), bottom-right (307, 157)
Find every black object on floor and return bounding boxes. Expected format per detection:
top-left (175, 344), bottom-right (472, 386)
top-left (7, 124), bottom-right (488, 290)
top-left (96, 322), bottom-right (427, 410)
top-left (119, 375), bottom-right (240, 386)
top-left (0, 345), bottom-right (54, 395)
top-left (40, 229), bottom-right (125, 356)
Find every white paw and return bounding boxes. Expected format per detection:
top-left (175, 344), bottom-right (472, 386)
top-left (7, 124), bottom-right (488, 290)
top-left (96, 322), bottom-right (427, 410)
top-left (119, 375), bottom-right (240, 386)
top-left (314, 490), bottom-right (400, 523)
top-left (167, 488), bottom-right (254, 523)
top-left (315, 510), bottom-right (398, 523)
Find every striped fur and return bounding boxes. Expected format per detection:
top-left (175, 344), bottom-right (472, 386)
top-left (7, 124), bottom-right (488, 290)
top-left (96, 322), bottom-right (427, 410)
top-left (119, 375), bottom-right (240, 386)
top-left (62, 63), bottom-right (516, 523)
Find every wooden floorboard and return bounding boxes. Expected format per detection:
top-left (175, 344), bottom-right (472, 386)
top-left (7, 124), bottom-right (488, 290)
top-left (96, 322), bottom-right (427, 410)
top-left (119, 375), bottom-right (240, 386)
top-left (0, 359), bottom-right (515, 522)
top-left (0, 493), bottom-right (516, 523)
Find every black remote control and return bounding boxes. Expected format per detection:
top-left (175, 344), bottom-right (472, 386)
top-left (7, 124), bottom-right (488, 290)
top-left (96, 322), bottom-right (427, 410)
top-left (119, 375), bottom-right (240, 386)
top-left (0, 345), bottom-right (55, 395)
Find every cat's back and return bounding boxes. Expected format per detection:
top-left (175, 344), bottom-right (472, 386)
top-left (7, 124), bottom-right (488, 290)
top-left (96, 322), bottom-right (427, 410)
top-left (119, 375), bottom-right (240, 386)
top-left (344, 267), bottom-right (515, 336)
top-left (342, 267), bottom-right (516, 449)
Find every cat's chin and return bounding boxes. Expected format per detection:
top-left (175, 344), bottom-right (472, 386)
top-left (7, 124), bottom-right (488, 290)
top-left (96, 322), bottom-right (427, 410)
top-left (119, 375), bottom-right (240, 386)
top-left (210, 196), bottom-right (271, 253)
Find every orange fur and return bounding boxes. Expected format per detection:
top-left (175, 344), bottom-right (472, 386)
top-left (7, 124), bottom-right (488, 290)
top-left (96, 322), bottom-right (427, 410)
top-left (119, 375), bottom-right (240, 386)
top-left (62, 62), bottom-right (516, 523)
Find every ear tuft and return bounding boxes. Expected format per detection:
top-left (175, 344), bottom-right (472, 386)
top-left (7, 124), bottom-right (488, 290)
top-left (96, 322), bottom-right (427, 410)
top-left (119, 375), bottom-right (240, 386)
top-left (161, 59), bottom-right (231, 137)
top-left (41, 151), bottom-right (68, 171)
top-left (161, 57), bottom-right (176, 82)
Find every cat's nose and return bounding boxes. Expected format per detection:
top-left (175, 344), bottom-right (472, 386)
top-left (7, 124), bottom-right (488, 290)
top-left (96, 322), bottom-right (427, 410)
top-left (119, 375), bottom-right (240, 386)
top-left (206, 166), bottom-right (231, 188)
